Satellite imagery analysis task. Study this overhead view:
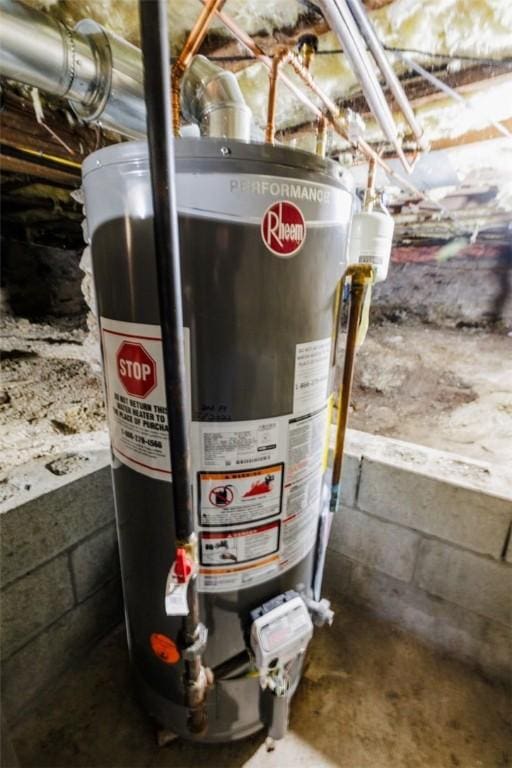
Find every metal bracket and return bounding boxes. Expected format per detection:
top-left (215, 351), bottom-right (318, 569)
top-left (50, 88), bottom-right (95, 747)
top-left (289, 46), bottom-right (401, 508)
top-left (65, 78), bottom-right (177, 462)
top-left (182, 622), bottom-right (208, 660)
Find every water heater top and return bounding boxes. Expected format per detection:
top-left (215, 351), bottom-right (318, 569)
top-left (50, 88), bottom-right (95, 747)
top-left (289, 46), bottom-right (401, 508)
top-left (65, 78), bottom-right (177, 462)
top-left (82, 137), bottom-right (353, 192)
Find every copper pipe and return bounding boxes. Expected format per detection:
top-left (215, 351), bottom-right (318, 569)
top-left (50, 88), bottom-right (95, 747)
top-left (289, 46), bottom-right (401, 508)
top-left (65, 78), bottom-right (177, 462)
top-left (330, 263), bottom-right (374, 512)
top-left (265, 48), bottom-right (291, 144)
top-left (171, 0), bottom-right (226, 135)
top-left (297, 35), bottom-right (318, 70)
top-left (316, 115), bottom-right (328, 158)
top-left (199, 2), bottom-right (451, 213)
top-left (364, 155), bottom-right (378, 212)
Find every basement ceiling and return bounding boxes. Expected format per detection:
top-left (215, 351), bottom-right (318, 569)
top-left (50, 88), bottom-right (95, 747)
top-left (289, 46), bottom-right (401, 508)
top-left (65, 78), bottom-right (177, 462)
top-left (2, 0), bottom-right (512, 242)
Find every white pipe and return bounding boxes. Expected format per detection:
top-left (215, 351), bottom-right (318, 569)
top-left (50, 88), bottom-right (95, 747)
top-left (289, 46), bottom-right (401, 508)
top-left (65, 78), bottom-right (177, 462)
top-left (316, 0), bottom-right (402, 156)
top-left (344, 0), bottom-right (426, 148)
top-left (398, 53), bottom-right (512, 141)
top-left (181, 55), bottom-right (252, 141)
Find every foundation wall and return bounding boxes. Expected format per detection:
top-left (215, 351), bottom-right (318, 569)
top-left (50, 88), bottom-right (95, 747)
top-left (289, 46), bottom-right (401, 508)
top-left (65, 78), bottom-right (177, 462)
top-left (1, 432), bottom-right (510, 721)
top-left (0, 451), bottom-right (122, 720)
top-left (324, 431), bottom-right (512, 683)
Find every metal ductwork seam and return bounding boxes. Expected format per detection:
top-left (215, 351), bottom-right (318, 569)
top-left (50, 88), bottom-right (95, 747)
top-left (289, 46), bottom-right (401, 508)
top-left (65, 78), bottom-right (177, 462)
top-left (180, 55), bottom-right (252, 141)
top-left (0, 0), bottom-right (146, 138)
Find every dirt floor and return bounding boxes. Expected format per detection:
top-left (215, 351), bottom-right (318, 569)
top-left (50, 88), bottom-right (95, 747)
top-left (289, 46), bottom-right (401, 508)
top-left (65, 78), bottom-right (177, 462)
top-left (351, 323), bottom-right (512, 467)
top-left (1, 315), bottom-right (512, 472)
top-left (9, 599), bottom-right (511, 768)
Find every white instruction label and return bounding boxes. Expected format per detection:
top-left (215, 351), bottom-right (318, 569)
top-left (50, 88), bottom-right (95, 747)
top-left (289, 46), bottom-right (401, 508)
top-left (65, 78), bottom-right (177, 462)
top-left (281, 406), bottom-right (328, 568)
top-left (199, 418), bottom-right (282, 469)
top-left (293, 338), bottom-right (332, 415)
top-left (100, 317), bottom-right (189, 481)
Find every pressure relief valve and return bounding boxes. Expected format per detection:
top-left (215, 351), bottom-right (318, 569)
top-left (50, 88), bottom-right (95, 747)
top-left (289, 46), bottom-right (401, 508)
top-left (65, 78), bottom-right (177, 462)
top-left (165, 547), bottom-right (195, 616)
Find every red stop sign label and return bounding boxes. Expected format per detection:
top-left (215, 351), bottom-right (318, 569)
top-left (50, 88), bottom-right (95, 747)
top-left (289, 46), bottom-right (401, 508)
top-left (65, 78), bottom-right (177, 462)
top-left (117, 341), bottom-right (157, 399)
top-left (261, 201), bottom-right (306, 257)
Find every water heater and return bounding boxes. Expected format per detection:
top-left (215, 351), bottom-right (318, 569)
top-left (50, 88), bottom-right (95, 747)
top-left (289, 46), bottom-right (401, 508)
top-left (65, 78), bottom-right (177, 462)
top-left (83, 137), bottom-right (353, 742)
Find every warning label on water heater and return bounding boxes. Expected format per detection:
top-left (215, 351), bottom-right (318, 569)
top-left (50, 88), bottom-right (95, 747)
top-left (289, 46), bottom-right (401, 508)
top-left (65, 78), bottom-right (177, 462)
top-left (198, 463), bottom-right (284, 527)
top-left (200, 521), bottom-right (280, 567)
top-left (100, 317), bottom-right (189, 481)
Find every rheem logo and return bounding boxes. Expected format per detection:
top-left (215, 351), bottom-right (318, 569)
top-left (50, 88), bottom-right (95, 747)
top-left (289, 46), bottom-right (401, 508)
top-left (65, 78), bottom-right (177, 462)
top-left (261, 201), bottom-right (306, 257)
top-left (116, 341), bottom-right (157, 399)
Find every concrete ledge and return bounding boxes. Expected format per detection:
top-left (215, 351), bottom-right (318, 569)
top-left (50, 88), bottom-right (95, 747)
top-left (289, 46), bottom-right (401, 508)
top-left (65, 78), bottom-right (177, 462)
top-left (358, 457), bottom-right (511, 559)
top-left (1, 429), bottom-right (511, 720)
top-left (1, 450), bottom-right (113, 586)
top-left (0, 450), bottom-right (118, 720)
top-left (326, 429), bottom-right (512, 682)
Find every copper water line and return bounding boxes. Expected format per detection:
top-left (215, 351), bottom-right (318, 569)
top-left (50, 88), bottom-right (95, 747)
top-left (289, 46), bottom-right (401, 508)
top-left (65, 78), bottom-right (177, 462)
top-left (316, 116), bottom-right (328, 158)
top-left (197, 2), bottom-right (434, 196)
top-left (330, 263), bottom-right (374, 512)
top-left (266, 49), bottom-right (329, 158)
top-left (364, 155), bottom-right (378, 212)
top-left (171, 0), bottom-right (226, 135)
top-left (265, 48), bottom-right (291, 144)
top-left (198, 1), bottom-right (449, 212)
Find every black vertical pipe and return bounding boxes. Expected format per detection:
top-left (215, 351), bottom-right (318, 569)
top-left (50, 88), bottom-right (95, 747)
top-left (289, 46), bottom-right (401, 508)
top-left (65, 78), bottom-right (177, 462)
top-left (138, 0), bottom-right (208, 735)
top-left (138, 0), bottom-right (193, 542)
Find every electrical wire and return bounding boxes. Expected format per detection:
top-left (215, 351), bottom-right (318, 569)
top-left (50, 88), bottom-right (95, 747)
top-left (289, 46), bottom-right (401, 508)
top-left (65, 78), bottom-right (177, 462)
top-left (201, 47), bottom-right (512, 65)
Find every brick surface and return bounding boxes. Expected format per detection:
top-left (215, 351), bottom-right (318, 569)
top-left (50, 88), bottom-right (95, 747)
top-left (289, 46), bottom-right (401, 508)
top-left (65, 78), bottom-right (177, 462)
top-left (1, 554), bottom-right (74, 659)
top-left (0, 466), bottom-right (115, 586)
top-left (505, 526), bottom-right (512, 565)
top-left (2, 579), bottom-right (123, 718)
top-left (322, 550), bottom-right (352, 598)
top-left (340, 453), bottom-right (360, 508)
top-left (415, 539), bottom-right (512, 626)
top-left (348, 563), bottom-right (511, 683)
top-left (329, 506), bottom-right (420, 582)
top-left (358, 457), bottom-right (512, 559)
top-left (71, 524), bottom-right (120, 602)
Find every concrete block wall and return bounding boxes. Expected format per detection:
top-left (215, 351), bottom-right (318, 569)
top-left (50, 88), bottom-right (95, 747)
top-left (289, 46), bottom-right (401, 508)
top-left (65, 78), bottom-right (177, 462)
top-left (0, 451), bottom-right (122, 720)
top-left (325, 430), bottom-right (512, 683)
top-left (1, 432), bottom-right (510, 721)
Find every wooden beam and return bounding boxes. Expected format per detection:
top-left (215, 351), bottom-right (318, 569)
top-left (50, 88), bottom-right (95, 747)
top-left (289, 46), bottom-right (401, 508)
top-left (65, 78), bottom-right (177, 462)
top-left (340, 61), bottom-right (512, 115)
top-left (276, 65), bottom-right (512, 146)
top-left (0, 149), bottom-right (80, 185)
top-left (0, 88), bottom-right (112, 184)
top-left (428, 118), bottom-right (512, 151)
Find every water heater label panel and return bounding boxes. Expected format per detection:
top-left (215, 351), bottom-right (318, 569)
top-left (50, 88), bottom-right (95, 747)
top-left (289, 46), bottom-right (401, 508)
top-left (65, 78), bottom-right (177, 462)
top-left (293, 337), bottom-right (332, 415)
top-left (195, 404), bottom-right (330, 593)
top-left (197, 417), bottom-right (284, 469)
top-left (100, 317), bottom-right (190, 481)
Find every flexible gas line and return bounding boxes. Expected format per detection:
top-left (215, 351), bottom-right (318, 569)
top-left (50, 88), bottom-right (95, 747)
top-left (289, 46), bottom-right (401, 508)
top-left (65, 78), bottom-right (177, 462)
top-left (330, 263), bottom-right (375, 513)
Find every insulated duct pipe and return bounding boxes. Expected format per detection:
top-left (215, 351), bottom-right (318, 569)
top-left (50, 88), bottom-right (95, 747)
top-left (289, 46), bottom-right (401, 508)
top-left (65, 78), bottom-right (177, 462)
top-left (181, 55), bottom-right (251, 140)
top-left (316, 0), bottom-right (404, 159)
top-left (0, 0), bottom-right (146, 137)
top-left (344, 0), bottom-right (426, 148)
